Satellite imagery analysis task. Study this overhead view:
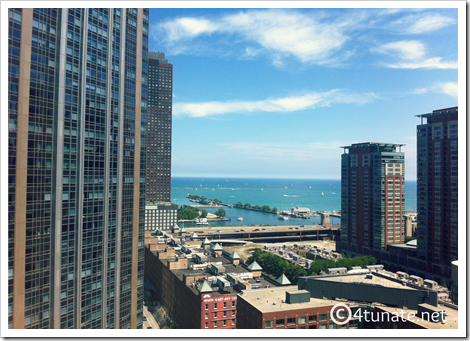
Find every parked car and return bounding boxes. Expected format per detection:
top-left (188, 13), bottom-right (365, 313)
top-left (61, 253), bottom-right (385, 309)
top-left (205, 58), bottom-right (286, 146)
top-left (217, 230), bottom-right (223, 233)
top-left (262, 228), bottom-right (266, 230)
top-left (269, 229), bottom-right (273, 231)
top-left (234, 230), bottom-right (240, 232)
top-left (321, 226), bottom-right (327, 229)
top-left (240, 229), bottom-right (245, 232)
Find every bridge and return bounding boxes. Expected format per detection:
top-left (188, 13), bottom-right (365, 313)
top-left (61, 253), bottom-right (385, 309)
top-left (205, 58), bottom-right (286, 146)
top-left (315, 211), bottom-right (341, 227)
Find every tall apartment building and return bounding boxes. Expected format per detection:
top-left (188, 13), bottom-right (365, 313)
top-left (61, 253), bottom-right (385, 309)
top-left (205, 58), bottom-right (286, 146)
top-left (415, 107), bottom-right (458, 278)
top-left (339, 143), bottom-right (405, 257)
top-left (146, 52), bottom-right (172, 203)
top-left (8, 8), bottom-right (149, 329)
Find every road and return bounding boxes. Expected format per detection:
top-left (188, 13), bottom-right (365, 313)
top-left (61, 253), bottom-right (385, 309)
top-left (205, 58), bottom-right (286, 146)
top-left (142, 304), bottom-right (160, 330)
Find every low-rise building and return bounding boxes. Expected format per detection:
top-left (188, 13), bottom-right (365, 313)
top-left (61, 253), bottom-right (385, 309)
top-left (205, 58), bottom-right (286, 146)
top-left (145, 201), bottom-right (178, 231)
top-left (237, 286), bottom-right (350, 329)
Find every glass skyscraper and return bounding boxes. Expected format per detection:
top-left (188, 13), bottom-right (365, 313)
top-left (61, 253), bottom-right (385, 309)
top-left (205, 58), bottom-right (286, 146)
top-left (8, 8), bottom-right (149, 329)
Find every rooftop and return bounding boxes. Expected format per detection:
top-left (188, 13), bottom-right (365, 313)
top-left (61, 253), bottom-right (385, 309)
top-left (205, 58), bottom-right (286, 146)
top-left (239, 286), bottom-right (348, 313)
top-left (312, 273), bottom-right (417, 291)
top-left (377, 304), bottom-right (458, 329)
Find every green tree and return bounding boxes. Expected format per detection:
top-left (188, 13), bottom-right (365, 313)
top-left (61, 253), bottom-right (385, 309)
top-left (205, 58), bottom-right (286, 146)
top-left (236, 201), bottom-right (243, 207)
top-left (261, 205), bottom-right (271, 211)
top-left (441, 279), bottom-right (447, 288)
top-left (244, 203), bottom-right (252, 208)
top-left (272, 207), bottom-right (278, 213)
top-left (200, 209), bottom-right (208, 218)
top-left (214, 208), bottom-right (226, 218)
top-left (253, 205), bottom-right (261, 209)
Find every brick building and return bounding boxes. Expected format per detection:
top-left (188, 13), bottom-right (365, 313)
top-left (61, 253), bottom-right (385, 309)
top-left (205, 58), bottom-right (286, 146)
top-left (237, 286), bottom-right (350, 329)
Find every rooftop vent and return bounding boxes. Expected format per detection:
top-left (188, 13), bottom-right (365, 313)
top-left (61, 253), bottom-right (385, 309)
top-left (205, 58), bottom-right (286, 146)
top-left (273, 301), bottom-right (277, 305)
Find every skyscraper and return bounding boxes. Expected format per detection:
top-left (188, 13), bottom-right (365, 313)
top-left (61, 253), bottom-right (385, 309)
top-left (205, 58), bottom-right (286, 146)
top-left (415, 107), bottom-right (458, 278)
top-left (340, 143), bottom-right (405, 257)
top-left (8, 8), bottom-right (149, 329)
top-left (146, 52), bottom-right (172, 203)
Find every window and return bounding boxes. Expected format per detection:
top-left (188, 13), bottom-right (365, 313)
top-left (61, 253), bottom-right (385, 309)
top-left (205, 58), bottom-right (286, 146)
top-left (205, 313), bottom-right (208, 320)
top-left (232, 310), bottom-right (235, 316)
top-left (320, 324), bottom-right (327, 329)
top-left (214, 312), bottom-right (218, 319)
top-left (205, 304), bottom-right (208, 310)
top-left (265, 320), bottom-right (273, 328)
top-left (205, 322), bottom-right (208, 328)
top-left (320, 314), bottom-right (327, 321)
top-left (223, 320), bottom-right (227, 326)
top-left (214, 303), bottom-right (217, 309)
top-left (298, 316), bottom-right (306, 324)
top-left (231, 320), bottom-right (235, 325)
top-left (309, 325), bottom-right (317, 329)
top-left (223, 302), bottom-right (227, 308)
top-left (232, 301), bottom-right (235, 307)
top-left (329, 323), bottom-right (336, 329)
top-left (309, 315), bottom-right (317, 322)
top-left (213, 321), bottom-right (217, 328)
top-left (276, 319), bottom-right (285, 326)
top-left (223, 311), bottom-right (227, 317)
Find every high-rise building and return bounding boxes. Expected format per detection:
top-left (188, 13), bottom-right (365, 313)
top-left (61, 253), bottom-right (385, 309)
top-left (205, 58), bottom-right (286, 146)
top-left (8, 8), bottom-right (149, 329)
top-left (415, 107), bottom-right (458, 278)
top-left (339, 143), bottom-right (405, 256)
top-left (146, 52), bottom-right (172, 203)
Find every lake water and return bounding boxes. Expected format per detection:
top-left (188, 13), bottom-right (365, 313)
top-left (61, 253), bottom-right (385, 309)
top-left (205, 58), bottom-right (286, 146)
top-left (170, 177), bottom-right (417, 228)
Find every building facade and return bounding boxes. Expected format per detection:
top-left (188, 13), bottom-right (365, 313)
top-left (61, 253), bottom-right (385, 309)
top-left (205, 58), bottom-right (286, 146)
top-left (340, 143), bottom-right (405, 256)
top-left (415, 107), bottom-right (458, 278)
top-left (236, 286), bottom-right (350, 329)
top-left (145, 202), bottom-right (178, 231)
top-left (8, 8), bottom-right (149, 329)
top-left (145, 52), bottom-right (172, 203)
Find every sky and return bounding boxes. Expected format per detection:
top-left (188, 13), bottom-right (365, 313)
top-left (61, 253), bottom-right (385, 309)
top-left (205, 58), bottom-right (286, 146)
top-left (148, 4), bottom-right (460, 180)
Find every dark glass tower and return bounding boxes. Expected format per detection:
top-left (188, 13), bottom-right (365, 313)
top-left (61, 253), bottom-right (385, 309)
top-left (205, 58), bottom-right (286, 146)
top-left (340, 143), bottom-right (405, 256)
top-left (415, 107), bottom-right (458, 278)
top-left (146, 52), bottom-right (172, 203)
top-left (8, 8), bottom-right (149, 329)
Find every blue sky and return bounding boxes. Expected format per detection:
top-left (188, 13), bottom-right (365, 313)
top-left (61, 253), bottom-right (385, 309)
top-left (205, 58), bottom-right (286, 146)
top-left (148, 5), bottom-right (459, 180)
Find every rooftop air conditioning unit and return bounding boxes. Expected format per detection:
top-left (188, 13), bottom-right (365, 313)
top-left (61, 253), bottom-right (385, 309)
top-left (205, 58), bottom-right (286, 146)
top-left (273, 301), bottom-right (277, 305)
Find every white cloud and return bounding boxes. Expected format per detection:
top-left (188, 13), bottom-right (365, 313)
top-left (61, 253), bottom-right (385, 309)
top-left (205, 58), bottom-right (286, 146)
top-left (156, 9), bottom-right (356, 66)
top-left (386, 57), bottom-right (458, 69)
top-left (173, 89), bottom-right (378, 118)
top-left (372, 40), bottom-right (425, 60)
top-left (162, 17), bottom-right (218, 41)
top-left (373, 40), bottom-right (457, 69)
top-left (411, 82), bottom-right (458, 98)
top-left (439, 82), bottom-right (458, 97)
top-left (388, 13), bottom-right (456, 34)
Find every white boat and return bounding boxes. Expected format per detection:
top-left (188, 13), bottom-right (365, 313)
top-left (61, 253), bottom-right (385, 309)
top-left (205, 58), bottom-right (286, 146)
top-left (173, 199), bottom-right (177, 201)
top-left (238, 217), bottom-right (243, 221)
top-left (321, 192), bottom-right (324, 196)
top-left (278, 216), bottom-right (289, 220)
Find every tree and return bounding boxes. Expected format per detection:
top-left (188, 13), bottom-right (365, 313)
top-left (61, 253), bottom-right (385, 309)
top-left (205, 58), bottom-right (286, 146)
top-left (215, 208), bottom-right (226, 218)
top-left (244, 203), bottom-right (252, 208)
top-left (261, 205), bottom-right (271, 211)
top-left (200, 209), bottom-right (208, 218)
top-left (272, 207), bottom-right (278, 213)
top-left (236, 201), bottom-right (243, 207)
top-left (253, 205), bottom-right (261, 210)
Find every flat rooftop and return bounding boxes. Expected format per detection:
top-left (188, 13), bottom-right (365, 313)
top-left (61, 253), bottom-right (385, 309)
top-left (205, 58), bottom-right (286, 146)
top-left (239, 285), bottom-right (349, 313)
top-left (312, 273), bottom-right (417, 291)
top-left (377, 304), bottom-right (458, 329)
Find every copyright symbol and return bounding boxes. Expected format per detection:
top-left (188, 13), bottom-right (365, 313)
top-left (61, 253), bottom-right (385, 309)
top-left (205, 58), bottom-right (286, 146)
top-left (330, 303), bottom-right (351, 325)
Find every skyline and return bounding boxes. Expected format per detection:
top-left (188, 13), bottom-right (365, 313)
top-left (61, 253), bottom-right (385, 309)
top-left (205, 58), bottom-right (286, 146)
top-left (148, 5), bottom-right (460, 180)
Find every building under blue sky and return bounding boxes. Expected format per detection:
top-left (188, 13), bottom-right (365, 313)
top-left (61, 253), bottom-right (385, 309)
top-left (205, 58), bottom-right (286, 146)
top-left (148, 5), bottom-right (460, 180)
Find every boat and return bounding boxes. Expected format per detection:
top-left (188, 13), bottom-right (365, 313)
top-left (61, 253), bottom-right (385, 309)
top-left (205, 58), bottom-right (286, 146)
top-left (173, 199), bottom-right (177, 201)
top-left (332, 192), bottom-right (336, 194)
top-left (321, 192), bottom-right (324, 196)
top-left (278, 216), bottom-right (289, 220)
top-left (238, 217), bottom-right (243, 221)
